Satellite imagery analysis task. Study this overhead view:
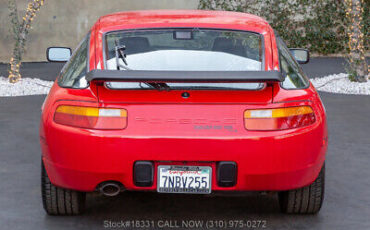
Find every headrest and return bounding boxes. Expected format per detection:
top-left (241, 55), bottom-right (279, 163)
top-left (119, 37), bottom-right (150, 54)
top-left (212, 37), bottom-right (246, 57)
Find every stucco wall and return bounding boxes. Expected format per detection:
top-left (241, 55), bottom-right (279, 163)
top-left (0, 0), bottom-right (199, 62)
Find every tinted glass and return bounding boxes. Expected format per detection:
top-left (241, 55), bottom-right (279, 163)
top-left (58, 33), bottom-right (89, 88)
top-left (105, 29), bottom-right (263, 71)
top-left (277, 38), bottom-right (309, 89)
top-left (105, 82), bottom-right (263, 90)
top-left (104, 29), bottom-right (264, 90)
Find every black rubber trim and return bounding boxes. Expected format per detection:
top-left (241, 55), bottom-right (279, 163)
top-left (133, 161), bottom-right (154, 187)
top-left (217, 161), bottom-right (237, 187)
top-left (86, 70), bottom-right (284, 82)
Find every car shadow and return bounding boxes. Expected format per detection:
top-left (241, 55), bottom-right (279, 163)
top-left (45, 191), bottom-right (321, 230)
top-left (84, 191), bottom-right (280, 217)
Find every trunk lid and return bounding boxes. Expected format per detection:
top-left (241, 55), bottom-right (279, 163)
top-left (96, 84), bottom-right (273, 137)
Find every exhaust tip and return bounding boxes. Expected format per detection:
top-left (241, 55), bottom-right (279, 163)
top-left (99, 182), bottom-right (122, 196)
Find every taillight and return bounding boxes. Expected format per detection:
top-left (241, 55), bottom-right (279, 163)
top-left (244, 106), bottom-right (315, 131)
top-left (54, 105), bottom-right (127, 129)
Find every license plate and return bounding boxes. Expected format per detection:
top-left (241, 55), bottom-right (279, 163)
top-left (157, 165), bottom-right (212, 194)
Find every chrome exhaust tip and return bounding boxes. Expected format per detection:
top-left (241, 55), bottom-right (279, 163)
top-left (99, 182), bottom-right (121, 196)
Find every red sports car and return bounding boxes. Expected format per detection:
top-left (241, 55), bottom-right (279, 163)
top-left (40, 10), bottom-right (327, 215)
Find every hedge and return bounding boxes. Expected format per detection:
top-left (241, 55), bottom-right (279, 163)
top-left (198, 0), bottom-right (369, 55)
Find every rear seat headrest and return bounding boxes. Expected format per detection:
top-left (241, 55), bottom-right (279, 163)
top-left (118, 37), bottom-right (150, 54)
top-left (212, 37), bottom-right (246, 57)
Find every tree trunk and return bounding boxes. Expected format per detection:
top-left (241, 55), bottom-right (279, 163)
top-left (347, 0), bottom-right (368, 82)
top-left (9, 58), bottom-right (21, 83)
top-left (8, 0), bottom-right (45, 83)
top-left (8, 0), bottom-right (21, 83)
top-left (9, 35), bottom-right (26, 83)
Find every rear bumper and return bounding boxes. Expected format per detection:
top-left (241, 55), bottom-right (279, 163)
top-left (43, 157), bottom-right (324, 192)
top-left (41, 119), bottom-right (327, 192)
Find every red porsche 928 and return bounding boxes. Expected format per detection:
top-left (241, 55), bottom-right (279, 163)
top-left (40, 10), bottom-right (327, 215)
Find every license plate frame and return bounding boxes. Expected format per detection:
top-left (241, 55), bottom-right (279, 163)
top-left (157, 165), bottom-right (212, 194)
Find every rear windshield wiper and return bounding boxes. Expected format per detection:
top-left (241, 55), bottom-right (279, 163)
top-left (114, 40), bottom-right (130, 70)
top-left (139, 82), bottom-right (170, 91)
top-left (113, 41), bottom-right (170, 91)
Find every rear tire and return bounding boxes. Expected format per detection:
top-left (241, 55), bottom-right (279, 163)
top-left (278, 163), bottom-right (325, 214)
top-left (41, 161), bottom-right (86, 215)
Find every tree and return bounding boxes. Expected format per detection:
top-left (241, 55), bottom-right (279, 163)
top-left (345, 0), bottom-right (368, 82)
top-left (8, 0), bottom-right (45, 83)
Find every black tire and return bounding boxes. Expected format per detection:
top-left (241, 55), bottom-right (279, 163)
top-left (278, 163), bottom-right (325, 214)
top-left (41, 161), bottom-right (86, 215)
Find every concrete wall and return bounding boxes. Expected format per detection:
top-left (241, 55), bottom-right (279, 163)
top-left (0, 0), bottom-right (199, 62)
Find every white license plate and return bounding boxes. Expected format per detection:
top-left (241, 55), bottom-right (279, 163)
top-left (157, 165), bottom-right (212, 194)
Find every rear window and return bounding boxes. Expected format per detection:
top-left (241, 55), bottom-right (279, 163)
top-left (105, 82), bottom-right (263, 90)
top-left (104, 28), bottom-right (264, 90)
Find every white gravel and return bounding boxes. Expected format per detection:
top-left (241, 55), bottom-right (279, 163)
top-left (1, 73), bottom-right (370, 97)
top-left (0, 76), bottom-right (53, 97)
top-left (310, 73), bottom-right (370, 95)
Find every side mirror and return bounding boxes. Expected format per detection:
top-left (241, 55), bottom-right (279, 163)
top-left (289, 48), bottom-right (309, 64)
top-left (46, 47), bottom-right (71, 62)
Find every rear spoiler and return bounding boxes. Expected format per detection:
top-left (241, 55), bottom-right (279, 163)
top-left (86, 70), bottom-right (284, 82)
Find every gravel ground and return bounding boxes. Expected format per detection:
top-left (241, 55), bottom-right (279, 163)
top-left (310, 73), bottom-right (370, 95)
top-left (2, 73), bottom-right (370, 97)
top-left (0, 77), bottom-right (53, 97)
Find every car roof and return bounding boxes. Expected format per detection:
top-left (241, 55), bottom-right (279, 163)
top-left (98, 10), bottom-right (269, 30)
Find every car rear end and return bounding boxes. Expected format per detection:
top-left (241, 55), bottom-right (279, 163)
top-left (40, 13), bottom-right (327, 215)
top-left (43, 85), bottom-right (326, 190)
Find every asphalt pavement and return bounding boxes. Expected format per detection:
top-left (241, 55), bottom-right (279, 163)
top-left (0, 61), bottom-right (370, 230)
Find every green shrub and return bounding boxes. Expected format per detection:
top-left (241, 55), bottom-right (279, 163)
top-left (198, 0), bottom-right (369, 55)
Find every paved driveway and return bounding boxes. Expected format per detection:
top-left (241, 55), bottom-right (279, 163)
top-left (0, 61), bottom-right (370, 229)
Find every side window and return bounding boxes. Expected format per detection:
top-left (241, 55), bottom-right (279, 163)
top-left (277, 38), bottom-right (309, 89)
top-left (58, 33), bottom-right (90, 88)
